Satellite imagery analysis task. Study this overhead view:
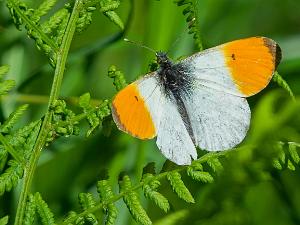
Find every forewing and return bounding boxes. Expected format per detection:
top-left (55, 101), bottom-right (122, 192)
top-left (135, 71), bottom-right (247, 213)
top-left (181, 85), bottom-right (251, 151)
top-left (112, 73), bottom-right (162, 139)
top-left (181, 37), bottom-right (281, 97)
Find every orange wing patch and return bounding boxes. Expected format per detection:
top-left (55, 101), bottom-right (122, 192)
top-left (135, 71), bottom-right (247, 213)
top-left (112, 83), bottom-right (156, 139)
top-left (223, 37), bottom-right (281, 96)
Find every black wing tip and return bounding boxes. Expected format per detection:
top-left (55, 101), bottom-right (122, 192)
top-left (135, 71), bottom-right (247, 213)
top-left (262, 37), bottom-right (282, 69)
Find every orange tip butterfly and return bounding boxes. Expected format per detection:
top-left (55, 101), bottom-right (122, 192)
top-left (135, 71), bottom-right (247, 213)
top-left (111, 37), bottom-right (282, 165)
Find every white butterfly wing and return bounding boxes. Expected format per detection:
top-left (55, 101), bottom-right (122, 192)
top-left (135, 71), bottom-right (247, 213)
top-left (181, 84), bottom-right (250, 151)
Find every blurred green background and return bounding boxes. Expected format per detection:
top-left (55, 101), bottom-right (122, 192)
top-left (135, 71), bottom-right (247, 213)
top-left (1, 0), bottom-right (300, 224)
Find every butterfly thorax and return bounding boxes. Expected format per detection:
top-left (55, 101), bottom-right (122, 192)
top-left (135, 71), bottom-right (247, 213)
top-left (156, 51), bottom-right (191, 96)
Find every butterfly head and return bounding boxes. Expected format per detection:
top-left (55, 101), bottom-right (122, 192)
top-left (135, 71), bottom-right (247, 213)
top-left (156, 51), bottom-right (172, 68)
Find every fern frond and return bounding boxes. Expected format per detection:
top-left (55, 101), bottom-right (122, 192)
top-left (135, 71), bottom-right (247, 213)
top-left (0, 160), bottom-right (24, 196)
top-left (34, 192), bottom-right (56, 225)
top-left (23, 120), bottom-right (41, 160)
top-left (174, 0), bottom-right (203, 50)
top-left (207, 158), bottom-right (223, 174)
top-left (99, 0), bottom-right (124, 30)
top-left (0, 65), bottom-right (10, 78)
top-left (142, 174), bottom-right (170, 213)
top-left (76, 2), bottom-right (96, 33)
top-left (119, 175), bottom-right (152, 225)
top-left (272, 142), bottom-right (300, 170)
top-left (34, 0), bottom-right (57, 19)
top-left (0, 64), bottom-right (15, 95)
top-left (49, 100), bottom-right (79, 143)
top-left (0, 216), bottom-right (9, 225)
top-left (97, 179), bottom-right (118, 225)
top-left (78, 193), bottom-right (98, 224)
top-left (167, 171), bottom-right (195, 203)
top-left (0, 146), bottom-right (8, 172)
top-left (41, 8), bottom-right (69, 35)
top-left (153, 210), bottom-right (189, 225)
top-left (108, 65), bottom-right (127, 91)
top-left (24, 194), bottom-right (36, 225)
top-left (0, 104), bottom-right (28, 133)
top-left (79, 94), bottom-right (111, 137)
top-left (187, 162), bottom-right (214, 183)
top-left (272, 71), bottom-right (295, 100)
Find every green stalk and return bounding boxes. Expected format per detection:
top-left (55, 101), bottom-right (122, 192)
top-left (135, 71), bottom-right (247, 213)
top-left (13, 1), bottom-right (84, 224)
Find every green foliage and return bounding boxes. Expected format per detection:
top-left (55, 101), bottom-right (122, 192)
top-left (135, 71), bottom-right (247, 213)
top-left (99, 0), bottom-right (124, 30)
top-left (272, 72), bottom-right (295, 100)
top-left (108, 65), bottom-right (128, 91)
top-left (0, 160), bottom-right (23, 196)
top-left (273, 142), bottom-right (300, 170)
top-left (0, 65), bottom-right (15, 96)
top-left (1, 1), bottom-right (300, 225)
top-left (6, 0), bottom-right (61, 66)
top-left (76, 1), bottom-right (97, 33)
top-left (24, 194), bottom-right (36, 225)
top-left (78, 193), bottom-right (97, 224)
top-left (49, 99), bottom-right (79, 142)
top-left (97, 179), bottom-right (118, 225)
top-left (167, 171), bottom-right (195, 203)
top-left (187, 162), bottom-right (214, 183)
top-left (174, 0), bottom-right (203, 50)
top-left (35, 192), bottom-right (56, 225)
top-left (0, 104), bottom-right (28, 133)
top-left (119, 175), bottom-right (152, 225)
top-left (0, 216), bottom-right (9, 225)
top-left (142, 174), bottom-right (170, 213)
top-left (79, 93), bottom-right (111, 137)
top-left (154, 210), bottom-right (189, 225)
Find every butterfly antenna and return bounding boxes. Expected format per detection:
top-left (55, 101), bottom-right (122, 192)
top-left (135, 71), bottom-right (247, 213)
top-left (124, 38), bottom-right (157, 54)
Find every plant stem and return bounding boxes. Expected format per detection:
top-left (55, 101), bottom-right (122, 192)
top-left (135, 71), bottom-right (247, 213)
top-left (13, 1), bottom-right (83, 224)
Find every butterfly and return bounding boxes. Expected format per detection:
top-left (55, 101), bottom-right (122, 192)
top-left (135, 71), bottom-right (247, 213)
top-left (111, 37), bottom-right (282, 165)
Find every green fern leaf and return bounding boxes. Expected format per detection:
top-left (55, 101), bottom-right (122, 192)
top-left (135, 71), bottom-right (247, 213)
top-left (119, 175), bottom-right (152, 225)
top-left (64, 211), bottom-right (85, 225)
top-left (174, 0), bottom-right (203, 50)
top-left (41, 8), bottom-right (69, 34)
top-left (34, 0), bottom-right (57, 19)
top-left (207, 158), bottom-right (223, 174)
top-left (167, 171), bottom-right (195, 203)
top-left (108, 65), bottom-right (127, 91)
top-left (97, 179), bottom-right (118, 225)
top-left (24, 194), bottom-right (36, 225)
top-left (143, 178), bottom-right (170, 212)
top-left (0, 79), bottom-right (15, 96)
top-left (288, 142), bottom-right (300, 164)
top-left (78, 193), bottom-right (97, 209)
top-left (0, 65), bottom-right (9, 78)
top-left (187, 167), bottom-right (214, 183)
top-left (0, 160), bottom-right (24, 196)
top-left (153, 210), bottom-right (189, 225)
top-left (0, 104), bottom-right (28, 133)
top-left (34, 192), bottom-right (55, 225)
top-left (76, 4), bottom-right (96, 33)
top-left (272, 72), bottom-right (295, 100)
top-left (287, 160), bottom-right (296, 171)
top-left (99, 0), bottom-right (124, 30)
top-left (23, 120), bottom-right (41, 160)
top-left (0, 146), bottom-right (8, 172)
top-left (0, 216), bottom-right (9, 225)
top-left (78, 193), bottom-right (97, 224)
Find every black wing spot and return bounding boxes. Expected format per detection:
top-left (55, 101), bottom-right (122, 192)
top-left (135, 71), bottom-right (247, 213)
top-left (231, 53), bottom-right (236, 60)
top-left (134, 96), bottom-right (139, 101)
